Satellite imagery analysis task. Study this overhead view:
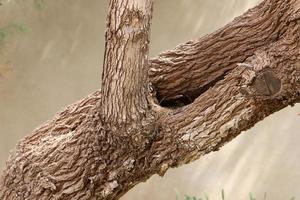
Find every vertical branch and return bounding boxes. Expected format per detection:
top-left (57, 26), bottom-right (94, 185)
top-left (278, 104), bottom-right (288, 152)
top-left (101, 0), bottom-right (153, 124)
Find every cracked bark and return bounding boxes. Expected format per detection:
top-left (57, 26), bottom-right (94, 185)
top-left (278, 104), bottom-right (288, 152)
top-left (1, 0), bottom-right (300, 199)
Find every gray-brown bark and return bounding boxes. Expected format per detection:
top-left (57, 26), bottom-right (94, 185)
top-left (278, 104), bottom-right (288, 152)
top-left (149, 0), bottom-right (299, 104)
top-left (1, 0), bottom-right (300, 199)
top-left (101, 0), bottom-right (152, 124)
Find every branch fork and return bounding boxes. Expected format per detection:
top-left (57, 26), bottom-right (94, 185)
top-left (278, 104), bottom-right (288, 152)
top-left (1, 0), bottom-right (300, 199)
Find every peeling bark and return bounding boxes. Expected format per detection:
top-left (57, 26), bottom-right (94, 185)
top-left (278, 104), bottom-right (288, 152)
top-left (1, 0), bottom-right (300, 199)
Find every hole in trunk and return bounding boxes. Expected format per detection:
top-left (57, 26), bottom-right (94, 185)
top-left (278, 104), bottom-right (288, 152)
top-left (157, 70), bottom-right (230, 108)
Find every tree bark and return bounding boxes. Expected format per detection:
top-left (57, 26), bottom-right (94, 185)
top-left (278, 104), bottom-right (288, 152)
top-left (1, 0), bottom-right (300, 199)
top-left (101, 0), bottom-right (152, 124)
top-left (149, 0), bottom-right (300, 104)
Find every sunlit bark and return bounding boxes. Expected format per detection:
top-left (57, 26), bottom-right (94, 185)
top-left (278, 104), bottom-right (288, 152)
top-left (1, 0), bottom-right (300, 199)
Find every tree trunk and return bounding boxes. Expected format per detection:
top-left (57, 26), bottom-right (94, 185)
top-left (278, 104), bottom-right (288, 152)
top-left (1, 0), bottom-right (300, 199)
top-left (101, 0), bottom-right (152, 124)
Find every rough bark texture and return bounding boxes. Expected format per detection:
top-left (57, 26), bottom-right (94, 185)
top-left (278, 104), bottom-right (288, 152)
top-left (1, 0), bottom-right (300, 199)
top-left (101, 0), bottom-right (152, 124)
top-left (149, 0), bottom-right (299, 104)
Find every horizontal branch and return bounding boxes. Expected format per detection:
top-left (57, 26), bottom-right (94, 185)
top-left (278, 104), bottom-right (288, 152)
top-left (160, 48), bottom-right (300, 167)
top-left (149, 0), bottom-right (295, 103)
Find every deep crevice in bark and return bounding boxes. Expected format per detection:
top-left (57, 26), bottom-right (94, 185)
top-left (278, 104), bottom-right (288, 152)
top-left (158, 68), bottom-right (232, 108)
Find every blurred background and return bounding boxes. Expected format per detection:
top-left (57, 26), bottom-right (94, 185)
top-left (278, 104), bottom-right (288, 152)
top-left (0, 0), bottom-right (300, 199)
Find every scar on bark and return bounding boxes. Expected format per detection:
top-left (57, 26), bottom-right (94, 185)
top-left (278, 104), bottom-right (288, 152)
top-left (238, 51), bottom-right (283, 97)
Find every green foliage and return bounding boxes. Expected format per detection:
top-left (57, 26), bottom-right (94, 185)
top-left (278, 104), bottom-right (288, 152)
top-left (182, 191), bottom-right (296, 200)
top-left (0, 0), bottom-right (47, 48)
top-left (204, 194), bottom-right (209, 200)
top-left (0, 22), bottom-right (26, 47)
top-left (221, 189), bottom-right (225, 200)
top-left (33, 0), bottom-right (46, 11)
top-left (249, 193), bottom-right (256, 200)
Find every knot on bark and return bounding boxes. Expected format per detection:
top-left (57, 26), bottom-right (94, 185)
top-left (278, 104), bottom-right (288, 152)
top-left (252, 70), bottom-right (282, 96)
top-left (238, 51), bottom-right (282, 97)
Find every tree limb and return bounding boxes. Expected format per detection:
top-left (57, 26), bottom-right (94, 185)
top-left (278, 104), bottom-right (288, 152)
top-left (0, 0), bottom-right (300, 199)
top-left (149, 0), bottom-right (297, 103)
top-left (101, 0), bottom-right (153, 124)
